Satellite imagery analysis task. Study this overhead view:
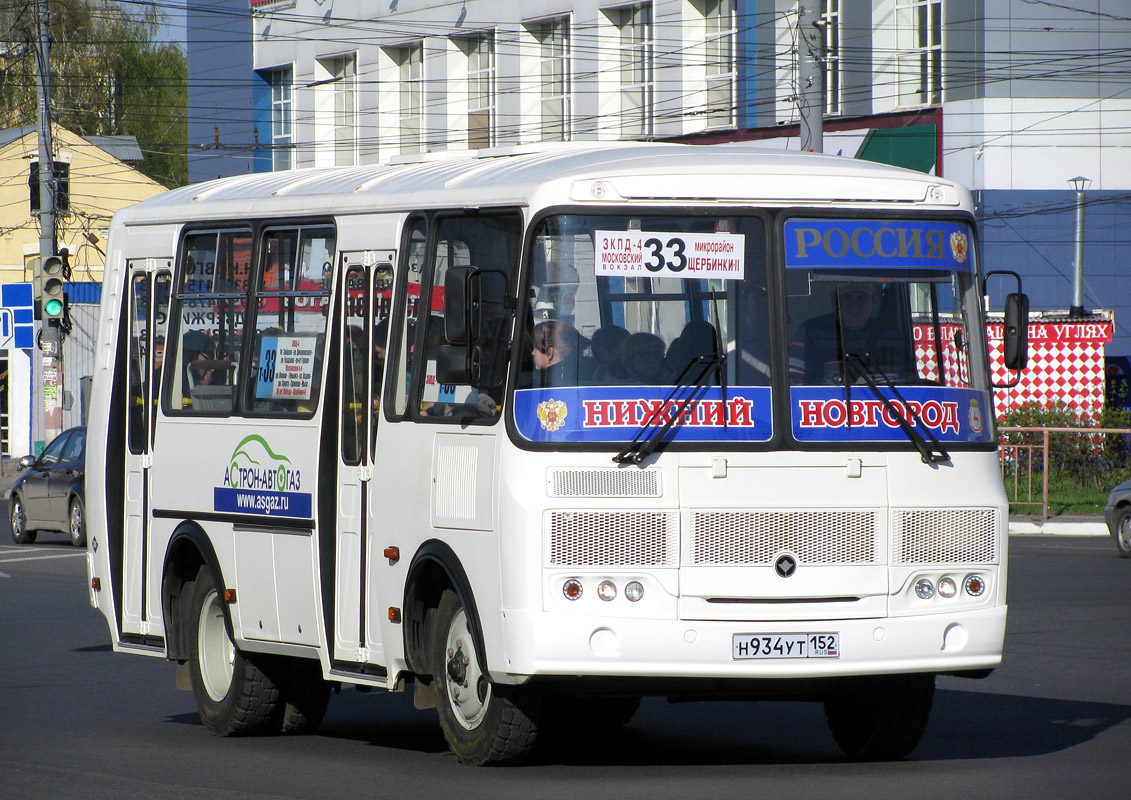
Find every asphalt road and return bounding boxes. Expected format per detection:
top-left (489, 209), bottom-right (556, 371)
top-left (1, 528), bottom-right (1128, 799)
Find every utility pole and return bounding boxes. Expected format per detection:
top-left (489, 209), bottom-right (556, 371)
top-left (797, 2), bottom-right (825, 154)
top-left (33, 0), bottom-right (63, 448)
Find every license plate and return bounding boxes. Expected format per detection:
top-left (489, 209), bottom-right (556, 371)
top-left (732, 633), bottom-right (840, 660)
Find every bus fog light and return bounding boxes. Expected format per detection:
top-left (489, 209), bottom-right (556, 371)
top-left (937, 577), bottom-right (957, 598)
top-left (563, 579), bottom-right (583, 600)
top-left (915, 579), bottom-right (935, 600)
top-left (597, 581), bottom-right (617, 601)
top-left (624, 581), bottom-right (644, 602)
top-left (965, 575), bottom-right (986, 597)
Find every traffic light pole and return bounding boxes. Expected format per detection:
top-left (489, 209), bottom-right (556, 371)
top-left (34, 0), bottom-right (63, 447)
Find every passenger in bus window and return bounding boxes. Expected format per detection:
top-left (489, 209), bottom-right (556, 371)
top-left (531, 319), bottom-right (590, 388)
top-left (589, 325), bottom-right (629, 384)
top-left (620, 332), bottom-right (669, 385)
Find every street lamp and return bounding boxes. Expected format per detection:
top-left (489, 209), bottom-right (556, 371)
top-left (1069, 175), bottom-right (1091, 318)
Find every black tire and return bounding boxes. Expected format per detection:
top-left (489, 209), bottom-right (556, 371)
top-left (824, 673), bottom-right (935, 761)
top-left (280, 657), bottom-right (331, 735)
top-left (186, 564), bottom-right (283, 736)
top-left (68, 497), bottom-right (86, 547)
top-left (1112, 507), bottom-right (1131, 558)
top-left (430, 589), bottom-right (540, 765)
top-left (9, 494), bottom-right (36, 545)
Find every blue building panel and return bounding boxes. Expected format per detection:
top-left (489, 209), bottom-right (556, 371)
top-left (980, 189), bottom-right (1131, 357)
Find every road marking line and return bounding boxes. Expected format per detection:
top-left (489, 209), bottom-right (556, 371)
top-left (0, 552), bottom-right (85, 564)
top-left (0, 571), bottom-right (9, 578)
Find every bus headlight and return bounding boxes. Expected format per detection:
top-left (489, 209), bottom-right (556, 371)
top-left (915, 579), bottom-right (935, 600)
top-left (597, 581), bottom-right (617, 601)
top-left (937, 577), bottom-right (958, 598)
top-left (624, 581), bottom-right (644, 602)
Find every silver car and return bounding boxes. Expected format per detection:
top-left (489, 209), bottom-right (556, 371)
top-left (1104, 478), bottom-right (1131, 558)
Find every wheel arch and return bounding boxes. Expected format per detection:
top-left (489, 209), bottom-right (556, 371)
top-left (402, 540), bottom-right (487, 679)
top-left (161, 522), bottom-right (230, 661)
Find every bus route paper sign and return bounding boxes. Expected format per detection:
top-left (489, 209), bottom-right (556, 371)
top-left (256, 335), bottom-right (317, 400)
top-left (594, 231), bottom-right (745, 280)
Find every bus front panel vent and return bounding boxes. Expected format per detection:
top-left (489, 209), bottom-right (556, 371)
top-left (546, 510), bottom-right (679, 567)
top-left (891, 508), bottom-right (998, 565)
top-left (688, 510), bottom-right (879, 566)
top-left (546, 468), bottom-right (662, 498)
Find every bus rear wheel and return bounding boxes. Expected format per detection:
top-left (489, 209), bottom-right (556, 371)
top-left (187, 564), bottom-right (283, 736)
top-left (430, 589), bottom-right (540, 765)
top-left (824, 673), bottom-right (935, 761)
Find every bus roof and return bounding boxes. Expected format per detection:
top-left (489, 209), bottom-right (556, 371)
top-left (118, 142), bottom-right (971, 226)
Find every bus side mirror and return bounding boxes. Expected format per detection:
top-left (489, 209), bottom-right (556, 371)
top-left (1003, 292), bottom-right (1029, 371)
top-left (441, 267), bottom-right (509, 388)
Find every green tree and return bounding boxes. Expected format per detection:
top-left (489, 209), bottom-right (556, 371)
top-left (1, 0), bottom-right (187, 187)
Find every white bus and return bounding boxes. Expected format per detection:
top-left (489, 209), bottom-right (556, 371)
top-left (86, 143), bottom-right (1027, 765)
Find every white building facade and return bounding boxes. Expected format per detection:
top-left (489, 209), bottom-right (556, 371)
top-left (232, 0), bottom-right (1131, 359)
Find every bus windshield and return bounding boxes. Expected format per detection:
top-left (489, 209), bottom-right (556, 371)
top-left (512, 213), bottom-right (993, 449)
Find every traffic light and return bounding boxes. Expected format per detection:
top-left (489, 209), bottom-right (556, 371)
top-left (40, 254), bottom-right (65, 323)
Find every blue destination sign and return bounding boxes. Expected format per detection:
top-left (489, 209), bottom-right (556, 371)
top-left (784, 219), bottom-right (973, 272)
top-left (513, 386), bottom-right (774, 443)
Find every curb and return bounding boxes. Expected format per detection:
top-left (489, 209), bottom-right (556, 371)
top-left (1008, 519), bottom-right (1109, 537)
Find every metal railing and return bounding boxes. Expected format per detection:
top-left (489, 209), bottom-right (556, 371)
top-left (999, 425), bottom-right (1131, 519)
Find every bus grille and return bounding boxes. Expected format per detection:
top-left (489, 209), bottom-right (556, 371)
top-left (891, 508), bottom-right (998, 564)
top-left (547, 511), bottom-right (679, 567)
top-left (688, 511), bottom-right (878, 565)
top-left (546, 468), bottom-right (662, 498)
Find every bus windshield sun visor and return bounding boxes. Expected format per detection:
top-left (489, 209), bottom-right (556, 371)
top-left (612, 351), bottom-right (727, 465)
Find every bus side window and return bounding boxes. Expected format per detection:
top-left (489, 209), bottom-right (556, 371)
top-left (413, 212), bottom-right (521, 421)
top-left (167, 229), bottom-right (252, 415)
top-left (390, 217), bottom-right (428, 418)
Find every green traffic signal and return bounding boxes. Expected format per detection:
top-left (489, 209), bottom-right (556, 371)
top-left (43, 297), bottom-right (64, 317)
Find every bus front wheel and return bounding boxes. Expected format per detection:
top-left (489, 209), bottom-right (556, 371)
top-left (186, 564), bottom-right (283, 736)
top-left (429, 589), bottom-right (540, 765)
top-left (824, 673), bottom-right (935, 760)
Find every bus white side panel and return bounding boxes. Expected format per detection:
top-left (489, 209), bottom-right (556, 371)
top-left (431, 434), bottom-right (496, 531)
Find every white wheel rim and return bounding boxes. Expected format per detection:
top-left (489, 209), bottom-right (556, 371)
top-left (197, 588), bottom-right (235, 702)
top-left (70, 504), bottom-right (82, 541)
top-left (11, 501), bottom-right (22, 537)
top-left (444, 607), bottom-right (490, 730)
top-left (1120, 516), bottom-right (1131, 549)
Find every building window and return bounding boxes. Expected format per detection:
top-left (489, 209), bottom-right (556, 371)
top-left (460, 33), bottom-right (495, 149)
top-left (315, 55), bottom-right (357, 167)
top-left (703, 0), bottom-right (736, 127)
top-left (532, 18), bottom-right (571, 142)
top-left (269, 68), bottom-right (293, 171)
top-left (394, 44), bottom-right (424, 155)
top-left (896, 0), bottom-right (942, 106)
top-left (823, 0), bottom-right (841, 114)
top-left (615, 3), bottom-right (653, 138)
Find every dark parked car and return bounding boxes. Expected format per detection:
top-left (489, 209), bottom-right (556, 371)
top-left (9, 426), bottom-right (86, 547)
top-left (1105, 477), bottom-right (1131, 558)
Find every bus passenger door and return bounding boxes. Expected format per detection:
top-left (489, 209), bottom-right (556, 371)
top-left (123, 262), bottom-right (172, 638)
top-left (333, 253), bottom-right (394, 667)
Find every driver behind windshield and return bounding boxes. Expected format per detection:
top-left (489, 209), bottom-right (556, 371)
top-left (789, 280), bottom-right (916, 385)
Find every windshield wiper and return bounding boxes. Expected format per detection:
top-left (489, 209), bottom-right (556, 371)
top-left (613, 352), bottom-right (726, 465)
top-left (842, 350), bottom-right (950, 464)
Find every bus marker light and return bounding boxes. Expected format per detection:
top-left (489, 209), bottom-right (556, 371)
top-left (91, 577), bottom-right (101, 592)
top-left (937, 577), bottom-right (958, 598)
top-left (624, 581), bottom-right (644, 602)
top-left (384, 546), bottom-right (400, 563)
top-left (224, 589), bottom-right (237, 603)
top-left (563, 579), bottom-right (583, 600)
top-left (914, 579), bottom-right (934, 600)
top-left (388, 607), bottom-right (401, 623)
top-left (597, 581), bottom-right (617, 601)
top-left (965, 575), bottom-right (986, 597)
